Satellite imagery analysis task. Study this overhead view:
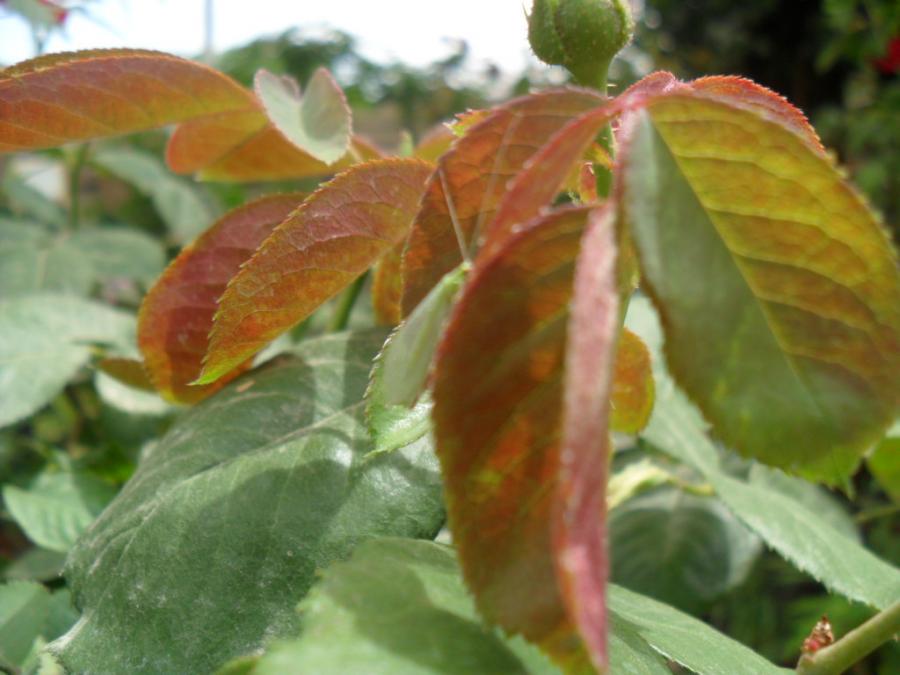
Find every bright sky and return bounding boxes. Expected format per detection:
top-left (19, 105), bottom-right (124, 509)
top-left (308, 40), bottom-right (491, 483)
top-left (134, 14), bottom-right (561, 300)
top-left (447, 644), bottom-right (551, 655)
top-left (0, 0), bottom-right (538, 73)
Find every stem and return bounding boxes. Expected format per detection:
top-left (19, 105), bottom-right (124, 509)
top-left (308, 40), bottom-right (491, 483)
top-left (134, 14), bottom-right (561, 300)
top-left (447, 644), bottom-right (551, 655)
top-left (796, 600), bottom-right (900, 675)
top-left (329, 272), bottom-right (368, 332)
top-left (67, 144), bottom-right (90, 230)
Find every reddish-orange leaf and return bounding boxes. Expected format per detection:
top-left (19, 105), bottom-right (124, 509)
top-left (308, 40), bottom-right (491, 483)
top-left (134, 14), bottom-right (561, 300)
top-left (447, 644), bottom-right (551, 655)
top-left (554, 205), bottom-right (619, 672)
top-left (432, 205), bottom-right (594, 667)
top-left (198, 158), bottom-right (433, 384)
top-left (138, 193), bottom-right (305, 403)
top-left (371, 242), bottom-right (404, 326)
top-left (166, 108), bottom-right (382, 182)
top-left (96, 357), bottom-right (155, 392)
top-left (0, 49), bottom-right (252, 152)
top-left (610, 328), bottom-right (655, 433)
top-left (480, 73), bottom-right (682, 258)
top-left (400, 88), bottom-right (603, 315)
top-left (413, 123), bottom-right (456, 163)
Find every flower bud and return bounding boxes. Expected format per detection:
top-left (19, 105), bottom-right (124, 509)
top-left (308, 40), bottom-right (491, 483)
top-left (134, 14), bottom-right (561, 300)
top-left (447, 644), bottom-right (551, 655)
top-left (528, 0), bottom-right (634, 88)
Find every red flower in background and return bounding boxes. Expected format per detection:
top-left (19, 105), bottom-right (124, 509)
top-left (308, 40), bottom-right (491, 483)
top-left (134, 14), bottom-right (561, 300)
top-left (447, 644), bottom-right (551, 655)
top-left (873, 36), bottom-right (900, 74)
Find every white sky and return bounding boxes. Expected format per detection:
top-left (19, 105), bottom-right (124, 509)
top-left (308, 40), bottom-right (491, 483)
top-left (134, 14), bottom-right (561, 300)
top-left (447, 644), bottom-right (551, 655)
top-left (0, 0), bottom-right (538, 74)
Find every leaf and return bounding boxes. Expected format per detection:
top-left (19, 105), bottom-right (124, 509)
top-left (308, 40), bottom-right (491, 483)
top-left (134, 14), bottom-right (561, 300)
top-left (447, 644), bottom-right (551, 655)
top-left (255, 68), bottom-right (351, 165)
top-left (627, 296), bottom-right (900, 610)
top-left (0, 581), bottom-right (50, 670)
top-left (610, 329), bottom-right (654, 433)
top-left (413, 122), bottom-right (456, 163)
top-left (371, 242), bottom-right (404, 326)
top-left (94, 371), bottom-right (173, 416)
top-left (621, 91), bottom-right (900, 484)
top-left (198, 159), bottom-right (433, 385)
top-left (366, 264), bottom-right (467, 456)
top-left (52, 331), bottom-right (445, 675)
top-left (138, 193), bottom-right (305, 403)
top-left (554, 205), bottom-right (619, 671)
top-left (68, 227), bottom-right (166, 285)
top-left (400, 88), bottom-right (603, 315)
top-left (92, 146), bottom-right (216, 243)
top-left (3, 548), bottom-right (66, 582)
top-left (3, 465), bottom-right (117, 552)
top-left (0, 49), bottom-right (253, 152)
top-left (0, 294), bottom-right (135, 428)
top-left (608, 584), bottom-right (791, 674)
top-left (165, 110), bottom-right (381, 183)
top-left (433, 206), bottom-right (592, 664)
top-left (868, 420), bottom-right (900, 502)
top-left (1, 174), bottom-right (67, 228)
top-left (609, 486), bottom-right (761, 615)
top-left (252, 538), bottom-right (562, 675)
top-left (0, 219), bottom-right (94, 296)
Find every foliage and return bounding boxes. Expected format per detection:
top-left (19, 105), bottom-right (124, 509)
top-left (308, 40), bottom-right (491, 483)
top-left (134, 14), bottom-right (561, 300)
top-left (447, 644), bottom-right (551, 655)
top-left (0, 3), bottom-right (898, 675)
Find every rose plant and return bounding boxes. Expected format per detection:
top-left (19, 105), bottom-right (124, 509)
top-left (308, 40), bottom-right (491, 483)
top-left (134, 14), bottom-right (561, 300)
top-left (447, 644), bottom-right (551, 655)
top-left (0, 1), bottom-right (898, 673)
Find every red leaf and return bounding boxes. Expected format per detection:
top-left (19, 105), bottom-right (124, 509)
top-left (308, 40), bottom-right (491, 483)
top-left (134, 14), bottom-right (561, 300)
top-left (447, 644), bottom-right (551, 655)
top-left (166, 109), bottom-right (381, 182)
top-left (198, 158), bottom-right (433, 384)
top-left (371, 242), bottom-right (404, 326)
top-left (554, 204), bottom-right (619, 672)
top-left (138, 193), bottom-right (305, 403)
top-left (432, 205), bottom-right (594, 667)
top-left (0, 49), bottom-right (252, 152)
top-left (400, 88), bottom-right (603, 315)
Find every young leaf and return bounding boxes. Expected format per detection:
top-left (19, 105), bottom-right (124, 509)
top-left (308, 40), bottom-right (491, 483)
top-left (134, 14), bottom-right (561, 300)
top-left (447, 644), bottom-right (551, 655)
top-left (252, 538), bottom-right (561, 675)
top-left (198, 159), bottom-right (433, 385)
top-left (610, 328), bottom-right (654, 433)
top-left (138, 193), bottom-right (304, 403)
top-left (554, 205), bottom-right (619, 671)
top-left (255, 68), bottom-right (351, 165)
top-left (621, 92), bottom-right (900, 484)
top-left (401, 89), bottom-right (603, 314)
top-left (165, 110), bottom-right (380, 182)
top-left (52, 331), bottom-right (445, 675)
top-left (628, 296), bottom-right (900, 610)
top-left (3, 466), bottom-right (116, 552)
top-left (0, 49), bottom-right (253, 152)
top-left (371, 242), bottom-right (404, 326)
top-left (433, 206), bottom-right (592, 665)
top-left (0, 294), bottom-right (134, 428)
top-left (366, 264), bottom-right (468, 456)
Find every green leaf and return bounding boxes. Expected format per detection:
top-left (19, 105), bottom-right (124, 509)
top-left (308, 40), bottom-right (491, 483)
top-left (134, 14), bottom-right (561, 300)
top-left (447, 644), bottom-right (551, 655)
top-left (609, 486), bottom-right (761, 615)
top-left (868, 420), bottom-right (900, 502)
top-left (627, 296), bottom-right (900, 610)
top-left (0, 295), bottom-right (135, 428)
top-left (255, 68), bottom-right (351, 165)
top-left (608, 584), bottom-right (791, 674)
top-left (69, 227), bottom-right (166, 286)
top-left (2, 549), bottom-right (66, 582)
top-left (92, 146), bottom-right (215, 243)
top-left (366, 264), bottom-right (467, 455)
top-left (0, 581), bottom-right (50, 670)
top-left (52, 331), bottom-right (445, 675)
top-left (1, 174), bottom-right (66, 229)
top-left (3, 466), bottom-right (117, 553)
top-left (93, 371), bottom-right (173, 416)
top-left (252, 538), bottom-right (562, 675)
top-left (622, 93), bottom-right (900, 484)
top-left (0, 219), bottom-right (94, 297)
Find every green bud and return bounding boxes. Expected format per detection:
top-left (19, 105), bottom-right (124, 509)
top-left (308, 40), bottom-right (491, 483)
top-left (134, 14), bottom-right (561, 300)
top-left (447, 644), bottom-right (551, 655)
top-left (527, 0), bottom-right (634, 89)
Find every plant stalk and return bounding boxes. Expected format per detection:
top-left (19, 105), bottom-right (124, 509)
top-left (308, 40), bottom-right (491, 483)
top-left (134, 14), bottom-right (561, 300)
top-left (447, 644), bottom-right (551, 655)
top-left (328, 272), bottom-right (368, 332)
top-left (796, 600), bottom-right (900, 675)
top-left (67, 143), bottom-right (90, 230)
